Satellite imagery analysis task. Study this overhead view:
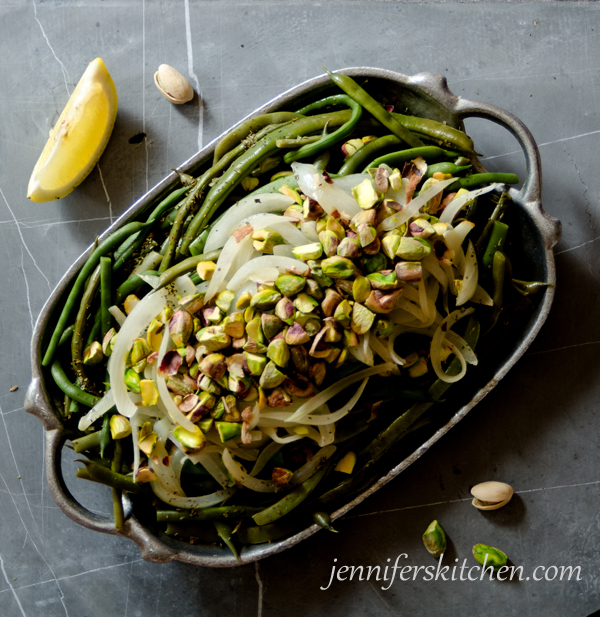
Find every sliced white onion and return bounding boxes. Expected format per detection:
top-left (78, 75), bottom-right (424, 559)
top-left (261, 427), bottom-right (304, 444)
top-left (250, 442), bottom-right (285, 477)
top-left (108, 289), bottom-right (168, 419)
top-left (204, 193), bottom-right (294, 252)
top-left (445, 330), bottom-right (478, 365)
top-left (378, 178), bottom-right (455, 231)
top-left (456, 241), bottom-right (478, 306)
top-left (453, 220), bottom-right (476, 245)
top-left (430, 307), bottom-right (474, 383)
top-left (206, 233), bottom-right (253, 300)
top-left (269, 220), bottom-right (311, 247)
top-left (442, 263), bottom-right (456, 295)
top-left (150, 480), bottom-right (236, 509)
top-left (292, 162), bottom-right (361, 218)
top-left (332, 173), bottom-right (370, 195)
top-left (418, 277), bottom-right (431, 321)
top-left (422, 253), bottom-right (448, 293)
top-left (152, 439), bottom-right (185, 496)
top-left (297, 378), bottom-right (370, 425)
top-left (272, 245), bottom-right (295, 258)
top-left (395, 297), bottom-right (427, 322)
top-left (290, 445), bottom-right (337, 485)
top-left (471, 284), bottom-right (494, 306)
top-left (222, 448), bottom-right (278, 492)
top-left (299, 221), bottom-right (319, 242)
top-left (249, 267), bottom-right (280, 284)
top-left (132, 250), bottom-right (163, 276)
top-left (439, 183), bottom-right (501, 224)
top-left (318, 423), bottom-right (336, 447)
top-left (187, 447), bottom-right (230, 487)
top-left (443, 227), bottom-right (466, 271)
top-left (226, 255), bottom-right (308, 291)
top-left (369, 334), bottom-right (396, 365)
top-left (78, 390), bottom-right (115, 431)
top-left (137, 273), bottom-right (160, 290)
top-left (363, 331), bottom-right (374, 366)
top-left (108, 305), bottom-right (127, 326)
top-left (174, 275), bottom-right (197, 298)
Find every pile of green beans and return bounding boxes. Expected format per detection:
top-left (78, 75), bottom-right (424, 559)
top-left (43, 68), bottom-right (539, 557)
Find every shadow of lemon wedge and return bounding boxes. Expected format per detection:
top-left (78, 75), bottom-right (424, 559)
top-left (27, 58), bottom-right (118, 203)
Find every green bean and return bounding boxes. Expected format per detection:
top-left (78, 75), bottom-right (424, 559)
top-left (50, 359), bottom-right (100, 407)
top-left (71, 265), bottom-right (101, 389)
top-left (338, 135), bottom-right (401, 175)
top-left (391, 112), bottom-right (476, 154)
top-left (85, 308), bottom-right (102, 348)
top-left (482, 221), bottom-right (509, 269)
top-left (188, 228), bottom-right (210, 257)
top-left (250, 174), bottom-right (300, 196)
top-left (156, 506), bottom-right (262, 523)
top-left (511, 277), bottom-right (554, 296)
top-left (114, 270), bottom-right (160, 305)
top-left (236, 522), bottom-right (294, 545)
top-left (99, 257), bottom-right (113, 338)
top-left (164, 522), bottom-right (219, 542)
top-left (213, 111), bottom-right (304, 165)
top-left (179, 109), bottom-right (352, 255)
top-left (425, 162), bottom-right (472, 178)
top-left (276, 135), bottom-right (322, 149)
top-left (100, 411), bottom-right (112, 459)
top-left (492, 251), bottom-right (506, 309)
top-left (252, 464), bottom-right (329, 526)
top-left (76, 459), bottom-right (142, 494)
top-left (283, 95), bottom-right (363, 164)
top-left (323, 67), bottom-right (424, 148)
top-left (112, 440), bottom-right (124, 530)
top-left (214, 521), bottom-right (240, 561)
top-left (112, 187), bottom-right (189, 271)
top-left (154, 249), bottom-right (221, 291)
top-left (447, 173), bottom-right (519, 192)
top-left (313, 149), bottom-right (331, 172)
top-left (71, 430), bottom-right (102, 453)
top-left (313, 511), bottom-right (338, 533)
top-left (43, 220), bottom-right (152, 367)
top-left (59, 325), bottom-right (75, 347)
top-left (159, 195), bottom-right (198, 273)
top-left (363, 146), bottom-right (462, 172)
top-left (474, 192), bottom-right (510, 252)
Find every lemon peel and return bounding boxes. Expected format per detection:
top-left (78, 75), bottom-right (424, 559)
top-left (27, 58), bottom-right (118, 203)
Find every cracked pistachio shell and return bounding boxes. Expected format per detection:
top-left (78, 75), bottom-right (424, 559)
top-left (196, 261), bottom-right (216, 281)
top-left (319, 230), bottom-right (340, 257)
top-left (169, 310), bottom-right (194, 347)
top-left (140, 379), bottom-right (159, 407)
top-left (395, 261), bottom-right (423, 282)
top-left (285, 322), bottom-right (310, 346)
top-left (123, 294), bottom-right (140, 315)
top-left (396, 237), bottom-right (432, 261)
top-left (284, 373), bottom-right (314, 398)
top-left (250, 289), bottom-right (282, 311)
top-left (381, 234), bottom-right (401, 260)
top-left (124, 368), bottom-right (141, 393)
top-left (147, 319), bottom-right (165, 352)
top-left (110, 415), bottom-right (132, 440)
top-left (471, 481), bottom-right (514, 510)
top-left (246, 317), bottom-right (265, 344)
top-left (274, 297), bottom-right (295, 324)
top-left (352, 178), bottom-right (380, 210)
top-left (222, 312), bottom-right (245, 338)
top-left (321, 256), bottom-right (356, 279)
top-left (352, 276), bottom-right (371, 303)
top-left (261, 313), bottom-right (283, 340)
top-left (351, 303), bottom-right (375, 335)
top-left (196, 326), bottom-right (231, 351)
top-left (155, 64), bottom-right (194, 104)
top-left (292, 242), bottom-right (323, 261)
top-left (215, 289), bottom-right (235, 313)
top-left (334, 299), bottom-right (353, 328)
top-left (244, 351), bottom-right (268, 376)
top-left (275, 273), bottom-right (306, 297)
top-left (472, 544), bottom-right (508, 570)
top-left (179, 292), bottom-right (205, 314)
top-left (138, 422), bottom-right (158, 456)
top-left (251, 229), bottom-right (285, 253)
top-left (294, 292), bottom-right (319, 313)
top-left (131, 338), bottom-right (152, 365)
top-left (321, 288), bottom-right (342, 317)
top-left (236, 290), bottom-right (252, 310)
top-left (102, 327), bottom-right (117, 357)
top-left (337, 236), bottom-right (362, 259)
top-left (173, 425), bottom-right (207, 454)
top-left (83, 341), bottom-right (103, 365)
top-left (422, 520), bottom-right (447, 559)
top-left (409, 218), bottom-right (436, 239)
top-left (267, 338), bottom-right (290, 368)
top-left (362, 254), bottom-right (386, 276)
top-left (366, 271), bottom-right (399, 290)
top-left (365, 289), bottom-right (403, 314)
top-left (259, 360), bottom-right (286, 389)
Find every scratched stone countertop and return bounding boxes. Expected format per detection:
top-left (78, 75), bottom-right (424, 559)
top-left (1, 1), bottom-right (599, 616)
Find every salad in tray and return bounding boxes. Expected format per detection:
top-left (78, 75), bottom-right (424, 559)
top-left (41, 68), bottom-right (546, 556)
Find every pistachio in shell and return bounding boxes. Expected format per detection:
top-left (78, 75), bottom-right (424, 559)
top-left (154, 64), bottom-right (194, 105)
top-left (471, 481), bottom-right (514, 511)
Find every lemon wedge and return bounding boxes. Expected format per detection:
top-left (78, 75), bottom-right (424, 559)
top-left (27, 58), bottom-right (118, 202)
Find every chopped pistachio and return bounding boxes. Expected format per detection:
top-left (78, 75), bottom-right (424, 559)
top-left (246, 317), bottom-right (265, 344)
top-left (343, 329), bottom-right (359, 349)
top-left (196, 261), bottom-right (216, 281)
top-left (146, 319), bottom-right (164, 352)
top-left (110, 415), bottom-right (132, 440)
top-left (250, 289), bottom-right (282, 311)
top-left (321, 288), bottom-right (342, 317)
top-left (135, 467), bottom-right (157, 483)
top-left (472, 544), bottom-right (508, 570)
top-left (304, 277), bottom-right (324, 301)
top-left (351, 303), bottom-right (375, 335)
top-left (131, 338), bottom-right (152, 366)
top-left (244, 306), bottom-right (256, 323)
top-left (251, 229), bottom-right (285, 253)
top-left (268, 388), bottom-right (293, 408)
top-left (292, 242), bottom-right (323, 261)
top-left (215, 421), bottom-right (242, 443)
top-left (307, 259), bottom-right (333, 288)
top-left (241, 176), bottom-right (259, 191)
top-left (395, 261), bottom-right (423, 282)
top-left (362, 252), bottom-right (387, 274)
top-left (350, 208), bottom-right (377, 231)
top-left (236, 291), bottom-right (252, 310)
top-left (381, 233), bottom-right (401, 260)
top-left (169, 310), bottom-right (194, 347)
top-left (259, 360), bottom-right (286, 389)
top-left (267, 338), bottom-right (290, 368)
top-left (356, 223), bottom-right (377, 248)
top-left (243, 337), bottom-right (268, 354)
top-left (124, 368), bottom-right (141, 393)
top-left (138, 422), bottom-right (158, 456)
top-left (319, 230), bottom-right (341, 257)
top-left (244, 351), bottom-right (268, 376)
top-left (140, 379), bottom-right (159, 406)
top-left (123, 294), bottom-right (140, 315)
top-left (410, 218), bottom-right (436, 239)
top-left (352, 178), bottom-right (380, 210)
top-left (395, 237), bottom-right (432, 261)
top-left (199, 353), bottom-right (227, 381)
top-left (309, 361), bottom-right (327, 387)
top-left (102, 327), bottom-right (117, 357)
top-left (422, 520), bottom-right (447, 559)
top-left (228, 374), bottom-right (253, 398)
top-left (173, 425), bottom-right (207, 454)
top-left (198, 373), bottom-right (222, 395)
top-left (408, 357), bottom-right (428, 378)
top-left (333, 299), bottom-right (353, 328)
top-left (279, 183), bottom-right (302, 205)
top-left (274, 297), bottom-right (295, 324)
top-left (275, 273), bottom-right (306, 297)
top-left (375, 318), bottom-right (394, 337)
top-left (337, 236), bottom-right (362, 259)
top-left (294, 292), bottom-right (319, 313)
top-left (366, 270), bottom-right (399, 290)
top-left (261, 313), bottom-right (283, 340)
top-left (285, 322), bottom-right (310, 345)
top-left (283, 373), bottom-right (314, 398)
top-left (179, 292), bottom-right (205, 314)
top-left (215, 289), bottom-right (235, 313)
top-left (321, 256), bottom-right (356, 279)
top-left (341, 138), bottom-right (364, 157)
top-left (222, 312), bottom-right (245, 338)
top-left (365, 288), bottom-right (403, 314)
top-left (202, 306), bottom-right (222, 325)
top-left (83, 341), bottom-right (103, 365)
top-left (196, 325), bottom-right (231, 351)
top-left (352, 275), bottom-right (371, 303)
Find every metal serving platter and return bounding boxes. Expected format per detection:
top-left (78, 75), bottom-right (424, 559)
top-left (25, 68), bottom-right (561, 567)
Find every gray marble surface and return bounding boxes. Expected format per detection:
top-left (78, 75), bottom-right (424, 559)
top-left (1, 1), bottom-right (599, 615)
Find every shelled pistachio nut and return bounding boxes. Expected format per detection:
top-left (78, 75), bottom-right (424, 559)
top-left (471, 481), bottom-right (514, 511)
top-left (154, 64), bottom-right (194, 104)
